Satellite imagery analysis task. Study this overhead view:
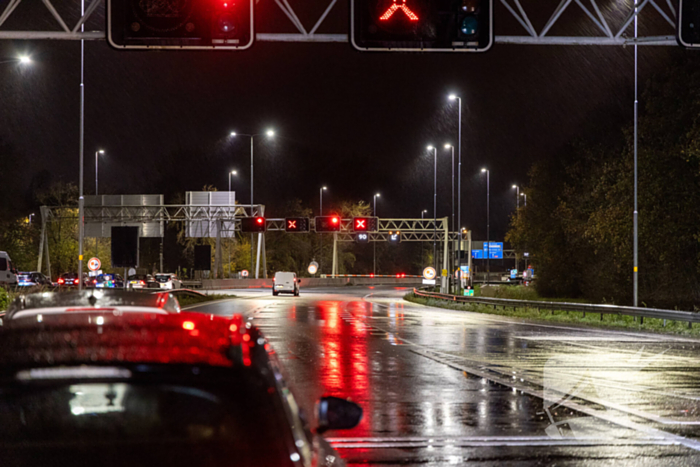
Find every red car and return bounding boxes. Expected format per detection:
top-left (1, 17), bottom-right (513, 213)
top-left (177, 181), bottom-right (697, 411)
top-left (0, 291), bottom-right (361, 467)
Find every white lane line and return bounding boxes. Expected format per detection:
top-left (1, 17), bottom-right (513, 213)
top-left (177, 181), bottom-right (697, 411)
top-left (354, 297), bottom-right (700, 451)
top-left (180, 297), bottom-right (238, 310)
top-left (327, 437), bottom-right (677, 448)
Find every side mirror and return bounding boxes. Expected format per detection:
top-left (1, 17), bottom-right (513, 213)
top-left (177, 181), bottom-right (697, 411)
top-left (315, 396), bottom-right (362, 434)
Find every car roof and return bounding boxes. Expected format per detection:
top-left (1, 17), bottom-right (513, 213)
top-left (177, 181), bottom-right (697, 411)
top-left (5, 290), bottom-right (181, 318)
top-left (0, 311), bottom-right (255, 370)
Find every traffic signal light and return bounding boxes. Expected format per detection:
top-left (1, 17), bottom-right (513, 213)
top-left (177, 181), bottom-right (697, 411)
top-left (240, 216), bottom-right (266, 233)
top-left (353, 217), bottom-right (378, 232)
top-left (285, 217), bottom-right (310, 233)
top-left (107, 0), bottom-right (254, 50)
top-left (388, 230), bottom-right (401, 243)
top-left (315, 215), bottom-right (341, 232)
top-left (355, 232), bottom-right (370, 244)
top-left (678, 0), bottom-right (700, 48)
top-left (351, 0), bottom-right (493, 52)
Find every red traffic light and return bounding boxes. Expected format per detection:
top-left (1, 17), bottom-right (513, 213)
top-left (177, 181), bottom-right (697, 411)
top-left (315, 216), bottom-right (342, 232)
top-left (240, 217), bottom-right (267, 233)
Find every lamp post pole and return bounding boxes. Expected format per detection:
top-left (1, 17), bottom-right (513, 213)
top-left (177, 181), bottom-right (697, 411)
top-left (481, 168), bottom-right (490, 284)
top-left (449, 94), bottom-right (463, 287)
top-left (320, 186), bottom-right (327, 274)
top-left (421, 209), bottom-right (427, 267)
top-left (95, 150), bottom-right (104, 195)
top-left (373, 193), bottom-right (380, 275)
top-left (428, 146), bottom-right (438, 270)
top-left (445, 144), bottom-right (455, 292)
top-left (228, 170), bottom-right (237, 278)
top-left (229, 130), bottom-right (274, 278)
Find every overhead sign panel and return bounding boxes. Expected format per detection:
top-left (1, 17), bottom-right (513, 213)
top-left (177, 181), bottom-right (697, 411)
top-left (285, 217), bottom-right (310, 232)
top-left (351, 0), bottom-right (493, 52)
top-left (107, 0), bottom-right (254, 50)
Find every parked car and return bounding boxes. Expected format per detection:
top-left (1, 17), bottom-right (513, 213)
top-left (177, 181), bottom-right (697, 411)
top-left (0, 251), bottom-right (18, 287)
top-left (273, 271), bottom-right (300, 296)
top-left (0, 290), bottom-right (362, 467)
top-left (127, 274), bottom-right (155, 289)
top-left (57, 272), bottom-right (89, 288)
top-left (154, 273), bottom-right (182, 290)
top-left (17, 271), bottom-right (53, 287)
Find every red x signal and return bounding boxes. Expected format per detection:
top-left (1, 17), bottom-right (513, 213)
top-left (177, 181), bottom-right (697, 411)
top-left (355, 219), bottom-right (366, 230)
top-left (288, 220), bottom-right (297, 229)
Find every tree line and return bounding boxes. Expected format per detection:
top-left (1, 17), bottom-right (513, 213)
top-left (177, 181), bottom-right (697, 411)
top-left (507, 59), bottom-right (700, 309)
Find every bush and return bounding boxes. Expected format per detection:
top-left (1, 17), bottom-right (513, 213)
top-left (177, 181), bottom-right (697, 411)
top-left (0, 288), bottom-right (9, 311)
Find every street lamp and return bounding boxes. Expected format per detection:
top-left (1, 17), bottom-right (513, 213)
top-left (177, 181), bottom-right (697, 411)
top-left (421, 209), bottom-right (428, 219)
top-left (228, 170), bottom-right (238, 202)
top-left (521, 192), bottom-right (527, 206)
top-left (229, 129), bottom-right (275, 278)
top-left (512, 185), bottom-right (520, 210)
top-left (427, 145), bottom-right (437, 271)
top-left (320, 186), bottom-right (327, 215)
top-left (481, 168), bottom-right (490, 284)
top-left (373, 193), bottom-right (380, 275)
top-left (448, 94), bottom-right (463, 285)
top-left (0, 55), bottom-right (31, 65)
top-left (95, 150), bottom-right (105, 195)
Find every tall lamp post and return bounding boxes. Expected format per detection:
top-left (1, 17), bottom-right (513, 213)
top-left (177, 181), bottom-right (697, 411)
top-left (421, 209), bottom-right (428, 266)
top-left (481, 168), bottom-right (490, 284)
top-left (320, 186), bottom-right (327, 274)
top-left (427, 146), bottom-right (438, 270)
top-left (227, 170), bottom-right (238, 278)
top-left (448, 94), bottom-right (463, 285)
top-left (445, 143), bottom-right (456, 291)
top-left (521, 192), bottom-right (527, 206)
top-left (95, 150), bottom-right (104, 195)
top-left (373, 193), bottom-right (380, 275)
top-left (512, 185), bottom-right (520, 211)
top-left (229, 129), bottom-right (274, 278)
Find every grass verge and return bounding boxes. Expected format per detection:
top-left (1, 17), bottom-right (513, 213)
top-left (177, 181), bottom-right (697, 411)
top-left (404, 292), bottom-right (700, 338)
top-left (178, 293), bottom-right (235, 308)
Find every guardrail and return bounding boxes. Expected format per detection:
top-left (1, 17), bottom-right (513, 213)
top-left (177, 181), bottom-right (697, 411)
top-left (413, 289), bottom-right (700, 328)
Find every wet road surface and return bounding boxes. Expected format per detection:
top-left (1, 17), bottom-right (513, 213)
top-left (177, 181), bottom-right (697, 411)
top-left (188, 286), bottom-right (700, 465)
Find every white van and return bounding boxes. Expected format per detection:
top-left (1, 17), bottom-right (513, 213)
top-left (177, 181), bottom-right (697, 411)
top-left (273, 271), bottom-right (299, 296)
top-left (0, 251), bottom-right (18, 287)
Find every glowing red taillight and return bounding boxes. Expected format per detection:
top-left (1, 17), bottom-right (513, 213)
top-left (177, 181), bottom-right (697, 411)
top-left (74, 279), bottom-right (79, 284)
top-left (58, 278), bottom-right (64, 284)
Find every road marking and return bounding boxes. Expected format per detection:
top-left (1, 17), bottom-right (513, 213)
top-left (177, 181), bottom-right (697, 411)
top-left (327, 435), bottom-right (676, 448)
top-left (355, 296), bottom-right (700, 450)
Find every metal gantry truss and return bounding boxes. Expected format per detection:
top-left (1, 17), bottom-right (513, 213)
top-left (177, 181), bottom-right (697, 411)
top-left (0, 0), bottom-right (679, 45)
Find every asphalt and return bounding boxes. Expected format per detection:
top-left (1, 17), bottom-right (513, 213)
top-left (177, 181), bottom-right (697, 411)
top-left (186, 286), bottom-right (700, 466)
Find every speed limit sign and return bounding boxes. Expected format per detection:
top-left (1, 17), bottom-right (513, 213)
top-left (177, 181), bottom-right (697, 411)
top-left (88, 257), bottom-right (101, 271)
top-left (241, 270), bottom-right (249, 278)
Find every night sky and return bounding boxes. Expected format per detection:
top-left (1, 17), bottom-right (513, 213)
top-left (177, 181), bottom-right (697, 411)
top-left (0, 0), bottom-right (689, 243)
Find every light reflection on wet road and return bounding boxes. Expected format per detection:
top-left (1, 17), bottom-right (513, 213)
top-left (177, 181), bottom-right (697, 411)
top-left (191, 286), bottom-right (700, 465)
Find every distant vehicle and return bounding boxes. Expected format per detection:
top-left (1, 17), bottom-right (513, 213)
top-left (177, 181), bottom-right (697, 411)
top-left (17, 271), bottom-right (53, 287)
top-left (57, 272), bottom-right (88, 288)
top-left (93, 273), bottom-right (125, 289)
top-left (154, 273), bottom-right (182, 290)
top-left (127, 274), bottom-right (154, 289)
top-left (0, 251), bottom-right (18, 287)
top-left (273, 271), bottom-right (299, 296)
top-left (0, 291), bottom-right (361, 466)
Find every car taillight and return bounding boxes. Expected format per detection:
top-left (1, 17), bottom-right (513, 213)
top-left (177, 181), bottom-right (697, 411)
top-left (93, 280), bottom-right (97, 284)
top-left (74, 279), bottom-right (79, 284)
top-left (58, 278), bottom-right (64, 284)
top-left (140, 280), bottom-right (145, 285)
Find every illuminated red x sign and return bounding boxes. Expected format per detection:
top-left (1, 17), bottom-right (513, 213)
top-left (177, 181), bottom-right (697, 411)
top-left (379, 0), bottom-right (419, 21)
top-left (287, 220), bottom-right (297, 229)
top-left (355, 219), bottom-right (366, 230)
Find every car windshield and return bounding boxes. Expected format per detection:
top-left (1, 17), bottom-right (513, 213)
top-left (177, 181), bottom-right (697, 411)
top-left (96, 274), bottom-right (114, 282)
top-left (128, 275), bottom-right (149, 281)
top-left (0, 367), bottom-right (296, 467)
top-left (155, 275), bottom-right (171, 282)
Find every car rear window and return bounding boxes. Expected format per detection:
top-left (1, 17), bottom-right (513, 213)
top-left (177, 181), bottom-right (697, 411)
top-left (0, 258), bottom-right (7, 270)
top-left (0, 369), bottom-right (297, 467)
top-left (155, 275), bottom-right (170, 282)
